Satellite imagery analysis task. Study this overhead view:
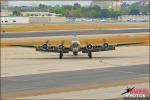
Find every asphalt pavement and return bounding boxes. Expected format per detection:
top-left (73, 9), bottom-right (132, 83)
top-left (1, 28), bottom-right (149, 38)
top-left (1, 64), bottom-right (149, 98)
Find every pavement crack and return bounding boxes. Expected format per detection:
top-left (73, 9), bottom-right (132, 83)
top-left (99, 59), bottom-right (122, 67)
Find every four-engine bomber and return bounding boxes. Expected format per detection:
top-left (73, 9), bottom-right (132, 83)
top-left (10, 35), bottom-right (142, 59)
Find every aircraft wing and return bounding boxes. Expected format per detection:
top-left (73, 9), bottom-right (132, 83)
top-left (80, 42), bottom-right (143, 53)
top-left (9, 44), bottom-right (35, 48)
top-left (115, 42), bottom-right (143, 46)
top-left (9, 44), bottom-right (71, 53)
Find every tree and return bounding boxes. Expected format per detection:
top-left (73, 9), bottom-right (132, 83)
top-left (73, 3), bottom-right (81, 9)
top-left (12, 7), bottom-right (22, 16)
top-left (109, 9), bottom-right (121, 18)
top-left (129, 9), bottom-right (140, 15)
top-left (13, 11), bottom-right (22, 16)
top-left (100, 9), bottom-right (109, 18)
top-left (38, 4), bottom-right (48, 11)
top-left (142, 5), bottom-right (150, 15)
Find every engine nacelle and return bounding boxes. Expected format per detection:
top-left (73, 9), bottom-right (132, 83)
top-left (86, 44), bottom-right (93, 50)
top-left (101, 43), bottom-right (116, 51)
top-left (102, 43), bottom-right (109, 49)
top-left (58, 45), bottom-right (64, 51)
top-left (42, 44), bottom-right (48, 49)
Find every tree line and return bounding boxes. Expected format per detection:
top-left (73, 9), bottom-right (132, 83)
top-left (8, 2), bottom-right (149, 18)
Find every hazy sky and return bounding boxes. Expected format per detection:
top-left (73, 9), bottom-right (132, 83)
top-left (8, 1), bottom-right (92, 7)
top-left (8, 0), bottom-right (138, 7)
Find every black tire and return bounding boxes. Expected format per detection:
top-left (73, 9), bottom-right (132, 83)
top-left (59, 52), bottom-right (63, 59)
top-left (73, 52), bottom-right (78, 56)
top-left (88, 51), bottom-right (92, 59)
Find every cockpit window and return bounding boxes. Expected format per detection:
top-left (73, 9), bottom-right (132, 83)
top-left (72, 42), bottom-right (79, 47)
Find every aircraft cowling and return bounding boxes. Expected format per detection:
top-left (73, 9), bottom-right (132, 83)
top-left (102, 43), bottom-right (109, 48)
top-left (42, 44), bottom-right (49, 49)
top-left (86, 44), bottom-right (93, 50)
top-left (58, 45), bottom-right (64, 51)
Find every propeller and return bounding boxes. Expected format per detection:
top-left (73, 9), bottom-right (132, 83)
top-left (102, 38), bottom-right (109, 48)
top-left (42, 40), bottom-right (49, 49)
top-left (85, 41), bottom-right (88, 45)
top-left (102, 39), bottom-right (106, 43)
top-left (58, 40), bottom-right (65, 50)
top-left (85, 41), bottom-right (93, 50)
top-left (46, 40), bottom-right (49, 44)
top-left (58, 40), bottom-right (65, 59)
top-left (86, 44), bottom-right (93, 50)
top-left (85, 41), bottom-right (93, 58)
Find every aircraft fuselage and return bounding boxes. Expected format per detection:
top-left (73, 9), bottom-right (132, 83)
top-left (71, 39), bottom-right (80, 55)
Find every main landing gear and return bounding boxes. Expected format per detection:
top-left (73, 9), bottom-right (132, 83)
top-left (59, 51), bottom-right (63, 59)
top-left (88, 51), bottom-right (92, 59)
top-left (73, 52), bottom-right (78, 56)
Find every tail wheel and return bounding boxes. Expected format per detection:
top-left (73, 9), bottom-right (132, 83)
top-left (73, 52), bottom-right (78, 56)
top-left (88, 51), bottom-right (92, 59)
top-left (59, 51), bottom-right (63, 59)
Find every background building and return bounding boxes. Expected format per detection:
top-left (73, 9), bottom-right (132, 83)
top-left (29, 16), bottom-right (66, 23)
top-left (1, 0), bottom-right (8, 8)
top-left (1, 17), bottom-right (29, 24)
top-left (0, 9), bottom-right (12, 16)
top-left (21, 12), bottom-right (61, 17)
top-left (140, 0), bottom-right (149, 5)
top-left (0, 0), bottom-right (10, 16)
top-left (118, 15), bottom-right (149, 22)
top-left (91, 0), bottom-right (121, 10)
top-left (1, 16), bottom-right (66, 24)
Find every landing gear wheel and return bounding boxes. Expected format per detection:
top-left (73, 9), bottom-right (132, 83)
top-left (59, 51), bottom-right (63, 59)
top-left (88, 51), bottom-right (92, 59)
top-left (73, 52), bottom-right (78, 56)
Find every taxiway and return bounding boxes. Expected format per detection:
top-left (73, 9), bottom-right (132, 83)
top-left (1, 46), bottom-right (149, 99)
top-left (1, 28), bottom-right (149, 38)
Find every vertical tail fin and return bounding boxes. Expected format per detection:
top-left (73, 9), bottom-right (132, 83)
top-left (72, 32), bottom-right (78, 41)
top-left (73, 32), bottom-right (77, 38)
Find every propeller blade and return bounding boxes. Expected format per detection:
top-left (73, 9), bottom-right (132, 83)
top-left (61, 40), bottom-right (65, 45)
top-left (85, 41), bottom-right (88, 45)
top-left (46, 40), bottom-right (49, 44)
top-left (102, 39), bottom-right (106, 43)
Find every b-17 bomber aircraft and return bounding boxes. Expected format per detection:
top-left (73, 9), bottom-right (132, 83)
top-left (10, 35), bottom-right (142, 59)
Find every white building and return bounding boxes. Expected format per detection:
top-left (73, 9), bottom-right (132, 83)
top-left (1, 0), bottom-right (8, 8)
top-left (1, 17), bottom-right (29, 24)
top-left (1, 1), bottom-right (11, 16)
top-left (21, 12), bottom-right (61, 17)
top-left (1, 16), bottom-right (66, 24)
top-left (0, 9), bottom-right (12, 16)
top-left (118, 15), bottom-right (149, 22)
